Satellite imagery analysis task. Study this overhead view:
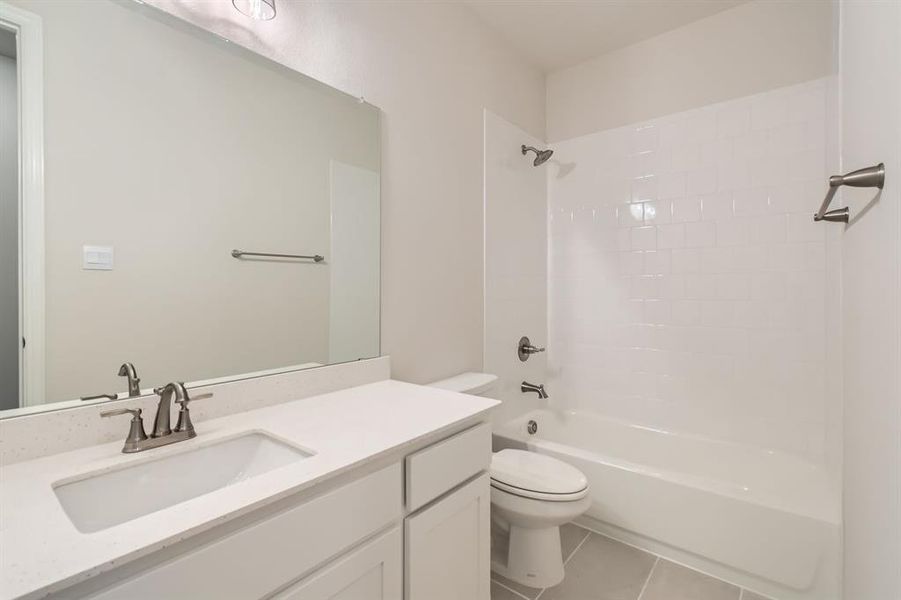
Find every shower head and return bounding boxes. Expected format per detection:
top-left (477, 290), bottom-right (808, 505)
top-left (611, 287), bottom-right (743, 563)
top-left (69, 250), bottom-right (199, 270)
top-left (522, 144), bottom-right (554, 167)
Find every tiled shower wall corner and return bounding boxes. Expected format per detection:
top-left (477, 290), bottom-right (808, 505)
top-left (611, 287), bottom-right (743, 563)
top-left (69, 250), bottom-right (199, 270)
top-left (547, 77), bottom-right (841, 465)
top-left (484, 110), bottom-right (548, 427)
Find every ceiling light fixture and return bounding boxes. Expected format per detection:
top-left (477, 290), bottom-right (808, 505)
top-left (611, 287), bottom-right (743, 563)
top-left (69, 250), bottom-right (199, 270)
top-left (232, 0), bottom-right (276, 21)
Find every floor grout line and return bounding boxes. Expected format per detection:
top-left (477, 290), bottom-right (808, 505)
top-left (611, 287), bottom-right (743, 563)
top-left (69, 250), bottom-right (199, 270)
top-left (563, 529), bottom-right (592, 566)
top-left (636, 556), bottom-right (660, 600)
top-left (496, 525), bottom-right (751, 600)
top-left (533, 528), bottom-right (593, 600)
top-left (491, 577), bottom-right (532, 600)
top-left (535, 526), bottom-right (591, 600)
top-left (572, 520), bottom-right (754, 596)
top-left (492, 526), bottom-right (594, 600)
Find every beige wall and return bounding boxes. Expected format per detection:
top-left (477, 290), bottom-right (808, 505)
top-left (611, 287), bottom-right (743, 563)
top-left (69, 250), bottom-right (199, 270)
top-left (546, 0), bottom-right (835, 142)
top-left (10, 0), bottom-right (379, 402)
top-left (144, 0), bottom-right (546, 385)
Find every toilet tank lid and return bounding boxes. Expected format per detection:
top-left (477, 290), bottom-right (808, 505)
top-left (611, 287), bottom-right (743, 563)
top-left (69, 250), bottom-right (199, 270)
top-left (427, 372), bottom-right (498, 395)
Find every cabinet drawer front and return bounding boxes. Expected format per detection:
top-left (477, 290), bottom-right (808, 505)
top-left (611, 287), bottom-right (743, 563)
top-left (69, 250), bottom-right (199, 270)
top-left (404, 473), bottom-right (491, 600)
top-left (270, 527), bottom-right (401, 600)
top-left (88, 464), bottom-right (401, 600)
top-left (404, 422), bottom-right (490, 512)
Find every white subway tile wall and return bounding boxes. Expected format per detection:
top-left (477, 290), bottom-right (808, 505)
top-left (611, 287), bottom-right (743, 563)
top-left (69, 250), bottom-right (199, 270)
top-left (548, 79), bottom-right (837, 460)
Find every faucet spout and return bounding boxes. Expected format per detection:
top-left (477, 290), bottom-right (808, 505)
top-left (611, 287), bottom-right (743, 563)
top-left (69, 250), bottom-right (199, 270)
top-left (521, 381), bottom-right (549, 399)
top-left (151, 382), bottom-right (188, 438)
top-left (118, 362), bottom-right (141, 397)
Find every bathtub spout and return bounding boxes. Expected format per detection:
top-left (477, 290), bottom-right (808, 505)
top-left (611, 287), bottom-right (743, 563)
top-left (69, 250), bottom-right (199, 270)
top-left (521, 381), bottom-right (549, 399)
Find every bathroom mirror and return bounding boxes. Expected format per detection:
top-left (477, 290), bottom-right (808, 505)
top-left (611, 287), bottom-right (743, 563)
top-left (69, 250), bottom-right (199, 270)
top-left (0, 0), bottom-right (380, 416)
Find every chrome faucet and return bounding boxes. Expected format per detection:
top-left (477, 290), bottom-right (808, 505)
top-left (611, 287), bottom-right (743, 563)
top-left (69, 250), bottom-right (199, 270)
top-left (80, 361), bottom-right (142, 402)
top-left (521, 381), bottom-right (549, 399)
top-left (101, 382), bottom-right (212, 453)
top-left (151, 381), bottom-right (186, 437)
top-left (118, 362), bottom-right (141, 397)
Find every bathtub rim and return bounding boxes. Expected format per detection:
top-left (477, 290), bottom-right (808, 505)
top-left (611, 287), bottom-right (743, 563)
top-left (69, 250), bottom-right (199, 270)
top-left (494, 408), bottom-right (841, 525)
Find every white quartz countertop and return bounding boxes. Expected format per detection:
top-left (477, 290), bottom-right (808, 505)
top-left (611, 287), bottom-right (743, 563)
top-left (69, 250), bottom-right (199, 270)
top-left (0, 380), bottom-right (498, 600)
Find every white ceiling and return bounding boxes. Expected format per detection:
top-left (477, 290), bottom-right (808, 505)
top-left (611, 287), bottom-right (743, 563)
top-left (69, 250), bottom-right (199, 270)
top-left (464, 0), bottom-right (749, 72)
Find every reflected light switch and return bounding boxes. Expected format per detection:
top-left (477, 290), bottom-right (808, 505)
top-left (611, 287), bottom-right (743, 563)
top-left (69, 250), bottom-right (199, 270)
top-left (83, 245), bottom-right (114, 270)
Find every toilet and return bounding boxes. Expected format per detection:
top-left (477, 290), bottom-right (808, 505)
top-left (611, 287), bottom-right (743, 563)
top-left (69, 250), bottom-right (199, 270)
top-left (428, 372), bottom-right (591, 589)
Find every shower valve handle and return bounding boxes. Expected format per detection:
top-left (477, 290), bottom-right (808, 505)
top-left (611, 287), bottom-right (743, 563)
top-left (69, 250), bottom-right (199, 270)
top-left (518, 336), bottom-right (546, 362)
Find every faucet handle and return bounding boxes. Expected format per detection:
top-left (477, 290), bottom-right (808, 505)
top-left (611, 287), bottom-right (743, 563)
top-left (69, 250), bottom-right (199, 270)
top-left (518, 336), bottom-right (546, 361)
top-left (173, 390), bottom-right (213, 436)
top-left (81, 393), bottom-right (119, 402)
top-left (176, 391), bottom-right (213, 406)
top-left (100, 407), bottom-right (141, 418)
top-left (100, 408), bottom-right (148, 453)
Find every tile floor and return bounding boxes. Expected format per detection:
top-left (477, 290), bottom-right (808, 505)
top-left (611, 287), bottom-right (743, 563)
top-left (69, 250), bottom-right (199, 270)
top-left (491, 524), bottom-right (774, 600)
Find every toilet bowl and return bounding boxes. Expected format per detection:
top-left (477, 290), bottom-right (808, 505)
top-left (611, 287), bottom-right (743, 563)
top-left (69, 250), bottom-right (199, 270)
top-left (489, 449), bottom-right (590, 588)
top-left (427, 372), bottom-right (590, 588)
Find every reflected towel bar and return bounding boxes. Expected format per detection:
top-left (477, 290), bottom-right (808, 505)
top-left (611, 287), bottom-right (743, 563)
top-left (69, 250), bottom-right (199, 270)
top-left (231, 249), bottom-right (325, 262)
top-left (814, 163), bottom-right (885, 223)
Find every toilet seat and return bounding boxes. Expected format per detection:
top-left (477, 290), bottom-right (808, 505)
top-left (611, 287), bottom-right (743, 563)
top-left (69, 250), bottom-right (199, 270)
top-left (490, 479), bottom-right (589, 502)
top-left (490, 449), bottom-right (588, 502)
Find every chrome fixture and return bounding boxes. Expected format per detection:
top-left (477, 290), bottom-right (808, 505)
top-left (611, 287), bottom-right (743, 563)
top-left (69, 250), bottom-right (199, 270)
top-left (814, 163), bottom-right (885, 223)
top-left (526, 420), bottom-right (538, 435)
top-left (118, 362), bottom-right (141, 397)
top-left (232, 249), bottom-right (325, 263)
top-left (80, 362), bottom-right (142, 401)
top-left (518, 336), bottom-right (546, 362)
top-left (99, 408), bottom-right (147, 453)
top-left (521, 381), bottom-right (549, 399)
top-left (101, 382), bottom-right (212, 453)
top-left (522, 144), bottom-right (554, 167)
top-left (232, 0), bottom-right (276, 21)
top-left (81, 393), bottom-right (118, 402)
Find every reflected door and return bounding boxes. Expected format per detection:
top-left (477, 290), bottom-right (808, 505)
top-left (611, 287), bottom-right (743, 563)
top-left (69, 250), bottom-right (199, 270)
top-left (0, 26), bottom-right (18, 410)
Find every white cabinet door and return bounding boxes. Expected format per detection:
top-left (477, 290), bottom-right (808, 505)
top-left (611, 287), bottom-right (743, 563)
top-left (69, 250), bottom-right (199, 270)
top-left (405, 473), bottom-right (490, 600)
top-left (272, 527), bottom-right (402, 600)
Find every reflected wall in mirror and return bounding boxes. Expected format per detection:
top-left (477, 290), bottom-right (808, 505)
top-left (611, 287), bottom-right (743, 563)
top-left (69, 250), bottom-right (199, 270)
top-left (0, 0), bottom-right (380, 416)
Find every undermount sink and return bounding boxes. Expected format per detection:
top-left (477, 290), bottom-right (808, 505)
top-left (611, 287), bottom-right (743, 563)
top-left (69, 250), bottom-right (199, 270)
top-left (53, 432), bottom-right (313, 533)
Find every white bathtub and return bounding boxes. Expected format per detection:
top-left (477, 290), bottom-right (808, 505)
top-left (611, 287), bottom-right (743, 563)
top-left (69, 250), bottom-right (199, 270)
top-left (494, 409), bottom-right (841, 600)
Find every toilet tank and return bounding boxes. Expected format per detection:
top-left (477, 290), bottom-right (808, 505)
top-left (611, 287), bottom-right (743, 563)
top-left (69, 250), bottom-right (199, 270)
top-left (427, 372), bottom-right (498, 396)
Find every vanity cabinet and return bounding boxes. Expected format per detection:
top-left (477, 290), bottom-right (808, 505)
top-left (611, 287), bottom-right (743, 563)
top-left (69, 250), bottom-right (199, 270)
top-left (61, 421), bottom-right (491, 600)
top-left (86, 465), bottom-right (402, 600)
top-left (405, 474), bottom-right (491, 600)
top-left (271, 527), bottom-right (402, 600)
top-left (402, 422), bottom-right (492, 600)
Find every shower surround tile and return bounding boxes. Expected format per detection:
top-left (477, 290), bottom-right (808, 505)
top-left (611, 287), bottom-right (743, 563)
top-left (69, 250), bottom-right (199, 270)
top-left (547, 78), bottom-right (840, 463)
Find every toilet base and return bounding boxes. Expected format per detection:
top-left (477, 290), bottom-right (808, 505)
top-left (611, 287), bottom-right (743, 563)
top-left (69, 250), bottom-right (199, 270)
top-left (491, 521), bottom-right (565, 589)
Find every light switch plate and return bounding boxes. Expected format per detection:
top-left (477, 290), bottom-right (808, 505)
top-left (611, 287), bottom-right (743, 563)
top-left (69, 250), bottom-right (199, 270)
top-left (83, 245), bottom-right (114, 270)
